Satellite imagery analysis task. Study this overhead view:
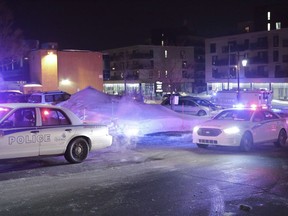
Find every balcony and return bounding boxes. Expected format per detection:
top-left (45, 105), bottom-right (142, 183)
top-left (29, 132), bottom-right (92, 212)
top-left (275, 69), bottom-right (288, 78)
top-left (126, 74), bottom-right (139, 80)
top-left (128, 52), bottom-right (154, 59)
top-left (212, 70), bottom-right (236, 79)
top-left (249, 56), bottom-right (268, 64)
top-left (249, 42), bottom-right (268, 50)
top-left (244, 69), bottom-right (269, 78)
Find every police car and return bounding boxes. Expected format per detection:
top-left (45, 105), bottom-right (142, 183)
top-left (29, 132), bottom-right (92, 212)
top-left (0, 103), bottom-right (112, 163)
top-left (192, 107), bottom-right (288, 151)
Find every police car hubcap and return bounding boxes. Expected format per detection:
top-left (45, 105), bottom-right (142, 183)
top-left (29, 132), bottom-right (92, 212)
top-left (74, 144), bottom-right (83, 155)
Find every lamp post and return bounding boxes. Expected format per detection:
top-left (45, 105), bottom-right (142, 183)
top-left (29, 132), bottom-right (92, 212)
top-left (237, 56), bottom-right (248, 102)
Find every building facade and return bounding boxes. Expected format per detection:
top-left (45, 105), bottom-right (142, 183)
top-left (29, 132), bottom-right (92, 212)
top-left (103, 45), bottom-right (205, 99)
top-left (28, 48), bottom-right (104, 94)
top-left (205, 28), bottom-right (288, 99)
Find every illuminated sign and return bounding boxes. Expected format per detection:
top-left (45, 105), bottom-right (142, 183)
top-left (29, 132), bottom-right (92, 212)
top-left (155, 81), bottom-right (163, 93)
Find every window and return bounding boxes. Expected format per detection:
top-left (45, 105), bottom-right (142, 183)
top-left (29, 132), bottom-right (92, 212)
top-left (267, 23), bottom-right (270, 31)
top-left (283, 39), bottom-right (288, 47)
top-left (179, 99), bottom-right (197, 107)
top-left (273, 51), bottom-right (279, 62)
top-left (263, 111), bottom-right (278, 120)
top-left (273, 36), bottom-right (279, 47)
top-left (210, 43), bottom-right (216, 53)
top-left (4, 108), bottom-right (36, 127)
top-left (45, 95), bottom-right (54, 103)
top-left (28, 95), bottom-right (41, 103)
top-left (182, 61), bottom-right (187, 69)
top-left (276, 22), bottom-right (281, 30)
top-left (253, 111), bottom-right (264, 122)
top-left (257, 37), bottom-right (268, 48)
top-left (212, 56), bottom-right (218, 65)
top-left (180, 50), bottom-right (186, 59)
top-left (182, 71), bottom-right (187, 78)
top-left (164, 50), bottom-right (168, 58)
top-left (267, 11), bottom-right (270, 20)
top-left (41, 108), bottom-right (71, 126)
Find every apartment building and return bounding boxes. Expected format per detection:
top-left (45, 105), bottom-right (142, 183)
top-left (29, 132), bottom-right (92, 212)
top-left (103, 45), bottom-right (205, 98)
top-left (205, 28), bottom-right (288, 99)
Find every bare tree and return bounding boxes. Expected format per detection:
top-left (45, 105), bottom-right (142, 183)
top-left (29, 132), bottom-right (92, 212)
top-left (0, 0), bottom-right (26, 70)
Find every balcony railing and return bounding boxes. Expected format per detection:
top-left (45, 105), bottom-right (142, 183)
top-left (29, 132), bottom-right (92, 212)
top-left (245, 70), bottom-right (269, 78)
top-left (212, 71), bottom-right (236, 79)
top-left (128, 53), bottom-right (154, 59)
top-left (275, 70), bottom-right (288, 78)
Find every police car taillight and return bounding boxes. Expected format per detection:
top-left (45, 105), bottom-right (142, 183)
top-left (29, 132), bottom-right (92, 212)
top-left (43, 110), bottom-right (50, 115)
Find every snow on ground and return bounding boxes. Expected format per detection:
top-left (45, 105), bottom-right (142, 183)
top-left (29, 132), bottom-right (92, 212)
top-left (59, 86), bottom-right (209, 137)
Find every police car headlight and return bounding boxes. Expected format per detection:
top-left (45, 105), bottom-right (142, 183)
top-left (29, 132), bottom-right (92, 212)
top-left (223, 126), bottom-right (240, 134)
top-left (193, 126), bottom-right (200, 133)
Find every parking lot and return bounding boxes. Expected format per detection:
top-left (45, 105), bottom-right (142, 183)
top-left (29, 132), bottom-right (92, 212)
top-left (0, 135), bottom-right (288, 216)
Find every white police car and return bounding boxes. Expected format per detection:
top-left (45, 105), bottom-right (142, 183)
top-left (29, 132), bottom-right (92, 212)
top-left (192, 107), bottom-right (288, 151)
top-left (0, 103), bottom-right (112, 163)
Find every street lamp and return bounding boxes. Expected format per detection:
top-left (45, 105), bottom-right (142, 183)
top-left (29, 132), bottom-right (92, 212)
top-left (237, 57), bottom-right (248, 102)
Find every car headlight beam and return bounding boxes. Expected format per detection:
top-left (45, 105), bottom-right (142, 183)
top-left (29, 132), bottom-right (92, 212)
top-left (193, 126), bottom-right (200, 133)
top-left (223, 126), bottom-right (240, 134)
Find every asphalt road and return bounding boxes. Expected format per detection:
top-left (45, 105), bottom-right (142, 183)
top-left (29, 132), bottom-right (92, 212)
top-left (0, 136), bottom-right (288, 216)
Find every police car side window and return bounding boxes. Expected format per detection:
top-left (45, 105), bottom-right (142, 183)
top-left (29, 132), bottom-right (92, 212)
top-left (41, 108), bottom-right (71, 126)
top-left (263, 111), bottom-right (278, 120)
top-left (3, 108), bottom-right (36, 127)
top-left (253, 112), bottom-right (264, 122)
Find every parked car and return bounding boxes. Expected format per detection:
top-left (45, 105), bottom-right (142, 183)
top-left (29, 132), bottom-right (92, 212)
top-left (192, 107), bottom-right (288, 151)
top-left (28, 91), bottom-right (71, 104)
top-left (161, 96), bottom-right (219, 116)
top-left (181, 96), bottom-right (222, 111)
top-left (0, 103), bottom-right (112, 163)
top-left (0, 90), bottom-right (23, 103)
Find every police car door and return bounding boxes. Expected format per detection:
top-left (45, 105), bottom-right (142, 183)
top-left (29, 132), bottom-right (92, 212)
top-left (0, 108), bottom-right (38, 159)
top-left (261, 110), bottom-right (280, 140)
top-left (38, 108), bottom-right (75, 155)
top-left (252, 110), bottom-right (278, 143)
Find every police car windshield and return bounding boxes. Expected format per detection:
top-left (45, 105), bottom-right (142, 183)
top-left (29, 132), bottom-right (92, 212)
top-left (213, 109), bottom-right (253, 121)
top-left (0, 107), bottom-right (12, 120)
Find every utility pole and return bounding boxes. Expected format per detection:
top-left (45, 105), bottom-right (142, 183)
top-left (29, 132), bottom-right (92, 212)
top-left (227, 43), bottom-right (231, 90)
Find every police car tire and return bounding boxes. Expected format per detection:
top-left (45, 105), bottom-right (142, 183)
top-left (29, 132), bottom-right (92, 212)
top-left (240, 132), bottom-right (253, 152)
top-left (64, 138), bottom-right (89, 163)
top-left (274, 129), bottom-right (287, 148)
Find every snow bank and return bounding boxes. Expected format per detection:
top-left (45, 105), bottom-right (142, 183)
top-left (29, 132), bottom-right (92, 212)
top-left (59, 86), bottom-right (208, 136)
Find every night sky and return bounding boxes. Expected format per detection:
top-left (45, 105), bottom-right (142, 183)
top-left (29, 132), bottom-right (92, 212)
top-left (5, 0), bottom-right (288, 51)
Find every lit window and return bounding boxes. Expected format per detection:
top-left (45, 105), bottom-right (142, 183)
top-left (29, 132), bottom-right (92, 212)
top-left (276, 22), bottom-right (281, 30)
top-left (267, 11), bottom-right (270, 20)
top-left (164, 50), bottom-right (168, 58)
top-left (267, 23), bottom-right (270, 31)
top-left (165, 70), bottom-right (168, 77)
top-left (161, 40), bottom-right (164, 46)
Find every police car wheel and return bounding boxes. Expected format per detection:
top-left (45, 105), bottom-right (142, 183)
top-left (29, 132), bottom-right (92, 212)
top-left (240, 132), bottom-right (253, 152)
top-left (65, 138), bottom-right (89, 163)
top-left (274, 129), bottom-right (287, 148)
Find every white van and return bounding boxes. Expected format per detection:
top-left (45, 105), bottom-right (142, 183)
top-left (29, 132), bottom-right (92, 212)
top-left (28, 91), bottom-right (71, 104)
